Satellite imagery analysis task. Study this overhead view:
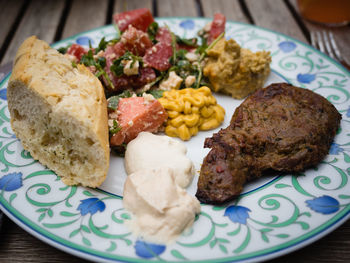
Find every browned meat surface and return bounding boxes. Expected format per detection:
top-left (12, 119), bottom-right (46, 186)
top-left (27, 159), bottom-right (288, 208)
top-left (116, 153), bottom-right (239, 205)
top-left (196, 83), bottom-right (342, 204)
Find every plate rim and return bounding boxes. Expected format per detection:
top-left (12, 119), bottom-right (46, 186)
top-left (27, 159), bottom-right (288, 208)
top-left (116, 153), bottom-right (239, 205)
top-left (1, 195), bottom-right (349, 263)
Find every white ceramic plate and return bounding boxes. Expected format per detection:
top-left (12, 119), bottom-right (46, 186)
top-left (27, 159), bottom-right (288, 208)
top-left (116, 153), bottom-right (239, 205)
top-left (0, 18), bottom-right (349, 262)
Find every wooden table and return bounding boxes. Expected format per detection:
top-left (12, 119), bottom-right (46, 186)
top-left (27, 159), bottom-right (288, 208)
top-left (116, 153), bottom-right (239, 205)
top-left (0, 0), bottom-right (349, 262)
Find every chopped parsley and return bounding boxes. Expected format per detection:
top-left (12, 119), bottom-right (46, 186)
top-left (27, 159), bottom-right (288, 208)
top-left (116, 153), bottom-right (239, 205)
top-left (147, 89), bottom-right (164, 99)
top-left (57, 46), bottom-right (70, 54)
top-left (95, 37), bottom-right (108, 54)
top-left (109, 120), bottom-right (121, 135)
top-left (80, 49), bottom-right (95, 66)
top-left (110, 51), bottom-right (143, 77)
top-left (80, 49), bottom-right (114, 90)
top-left (147, 22), bottom-right (159, 44)
top-left (142, 72), bottom-right (167, 90)
top-left (176, 35), bottom-right (198, 47)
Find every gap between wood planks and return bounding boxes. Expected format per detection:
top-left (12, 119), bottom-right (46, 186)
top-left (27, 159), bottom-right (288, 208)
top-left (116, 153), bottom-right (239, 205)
top-left (239, 0), bottom-right (255, 24)
top-left (0, 0), bottom-right (29, 65)
top-left (284, 0), bottom-right (311, 42)
top-left (54, 0), bottom-right (72, 42)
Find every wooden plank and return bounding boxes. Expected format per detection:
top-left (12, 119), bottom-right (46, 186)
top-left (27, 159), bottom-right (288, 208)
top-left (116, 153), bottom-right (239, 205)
top-left (0, 0), bottom-right (25, 53)
top-left (269, 219), bottom-right (350, 263)
top-left (113, 0), bottom-right (153, 14)
top-left (1, 0), bottom-right (65, 65)
top-left (245, 0), bottom-right (308, 43)
top-left (0, 217), bottom-right (89, 263)
top-left (157, 0), bottom-right (198, 17)
top-left (200, 0), bottom-right (249, 23)
top-left (289, 0), bottom-right (350, 66)
top-left (1, 213), bottom-right (350, 262)
top-left (61, 0), bottom-right (108, 39)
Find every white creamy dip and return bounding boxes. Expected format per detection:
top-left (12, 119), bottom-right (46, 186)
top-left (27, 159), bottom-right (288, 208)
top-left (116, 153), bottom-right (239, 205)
top-left (124, 132), bottom-right (195, 188)
top-left (123, 167), bottom-right (201, 243)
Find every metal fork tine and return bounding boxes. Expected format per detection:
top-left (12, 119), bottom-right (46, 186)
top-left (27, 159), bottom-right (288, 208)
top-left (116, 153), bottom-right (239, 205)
top-left (316, 31), bottom-right (325, 53)
top-left (311, 30), bottom-right (350, 70)
top-left (328, 32), bottom-right (343, 62)
top-left (322, 31), bottom-right (336, 60)
top-left (310, 31), bottom-right (317, 49)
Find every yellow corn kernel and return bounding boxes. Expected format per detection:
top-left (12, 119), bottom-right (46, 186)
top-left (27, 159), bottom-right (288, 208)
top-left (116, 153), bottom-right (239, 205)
top-left (167, 101), bottom-right (183, 111)
top-left (178, 124), bottom-right (191, 141)
top-left (189, 126), bottom-right (198, 136)
top-left (179, 88), bottom-right (188, 95)
top-left (158, 97), bottom-right (166, 105)
top-left (199, 118), bottom-right (219, 131)
top-left (168, 110), bottom-right (180, 118)
top-left (184, 100), bottom-right (192, 115)
top-left (170, 115), bottom-right (184, 128)
top-left (165, 125), bottom-right (179, 137)
top-left (191, 106), bottom-right (199, 114)
top-left (183, 95), bottom-right (204, 108)
top-left (208, 96), bottom-right (217, 105)
top-left (202, 95), bottom-right (210, 105)
top-left (196, 93), bottom-right (207, 107)
top-left (159, 86), bottom-right (225, 141)
top-left (198, 117), bottom-right (204, 126)
top-left (214, 105), bottom-right (225, 122)
top-left (200, 106), bottom-right (214, 118)
top-left (183, 113), bottom-right (200, 127)
top-left (166, 93), bottom-right (178, 101)
top-left (198, 86), bottom-right (211, 96)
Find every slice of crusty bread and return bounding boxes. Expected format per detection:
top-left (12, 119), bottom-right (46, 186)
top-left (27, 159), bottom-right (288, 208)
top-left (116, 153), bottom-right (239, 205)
top-left (7, 36), bottom-right (110, 187)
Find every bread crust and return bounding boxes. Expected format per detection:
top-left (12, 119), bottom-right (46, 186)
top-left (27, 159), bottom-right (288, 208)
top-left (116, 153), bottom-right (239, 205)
top-left (8, 36), bottom-right (110, 187)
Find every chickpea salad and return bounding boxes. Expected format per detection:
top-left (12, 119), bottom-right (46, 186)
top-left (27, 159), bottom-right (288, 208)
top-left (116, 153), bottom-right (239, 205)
top-left (59, 9), bottom-right (225, 96)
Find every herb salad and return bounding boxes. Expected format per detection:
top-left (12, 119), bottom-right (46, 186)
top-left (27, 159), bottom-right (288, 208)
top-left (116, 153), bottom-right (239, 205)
top-left (58, 8), bottom-right (225, 98)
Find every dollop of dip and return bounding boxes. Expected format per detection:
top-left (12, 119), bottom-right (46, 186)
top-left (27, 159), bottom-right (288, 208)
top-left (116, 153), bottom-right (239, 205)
top-left (123, 167), bottom-right (201, 243)
top-left (124, 132), bottom-right (194, 188)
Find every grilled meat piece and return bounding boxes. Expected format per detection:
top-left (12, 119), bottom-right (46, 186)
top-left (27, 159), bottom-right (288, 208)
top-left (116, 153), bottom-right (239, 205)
top-left (196, 83), bottom-right (341, 204)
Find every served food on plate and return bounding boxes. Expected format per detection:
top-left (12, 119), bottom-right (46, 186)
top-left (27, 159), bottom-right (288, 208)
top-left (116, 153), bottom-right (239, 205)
top-left (108, 93), bottom-right (168, 146)
top-left (203, 38), bottom-right (271, 99)
top-left (7, 36), bottom-right (110, 188)
top-left (159, 86), bottom-right (225, 140)
top-left (6, 9), bottom-right (236, 191)
top-left (196, 83), bottom-right (342, 204)
top-left (123, 132), bottom-right (200, 243)
top-left (125, 132), bottom-right (195, 188)
top-left (123, 166), bottom-right (200, 244)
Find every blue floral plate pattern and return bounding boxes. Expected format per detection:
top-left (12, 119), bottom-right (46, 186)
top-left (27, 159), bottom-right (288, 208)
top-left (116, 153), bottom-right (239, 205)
top-left (0, 18), bottom-right (349, 263)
